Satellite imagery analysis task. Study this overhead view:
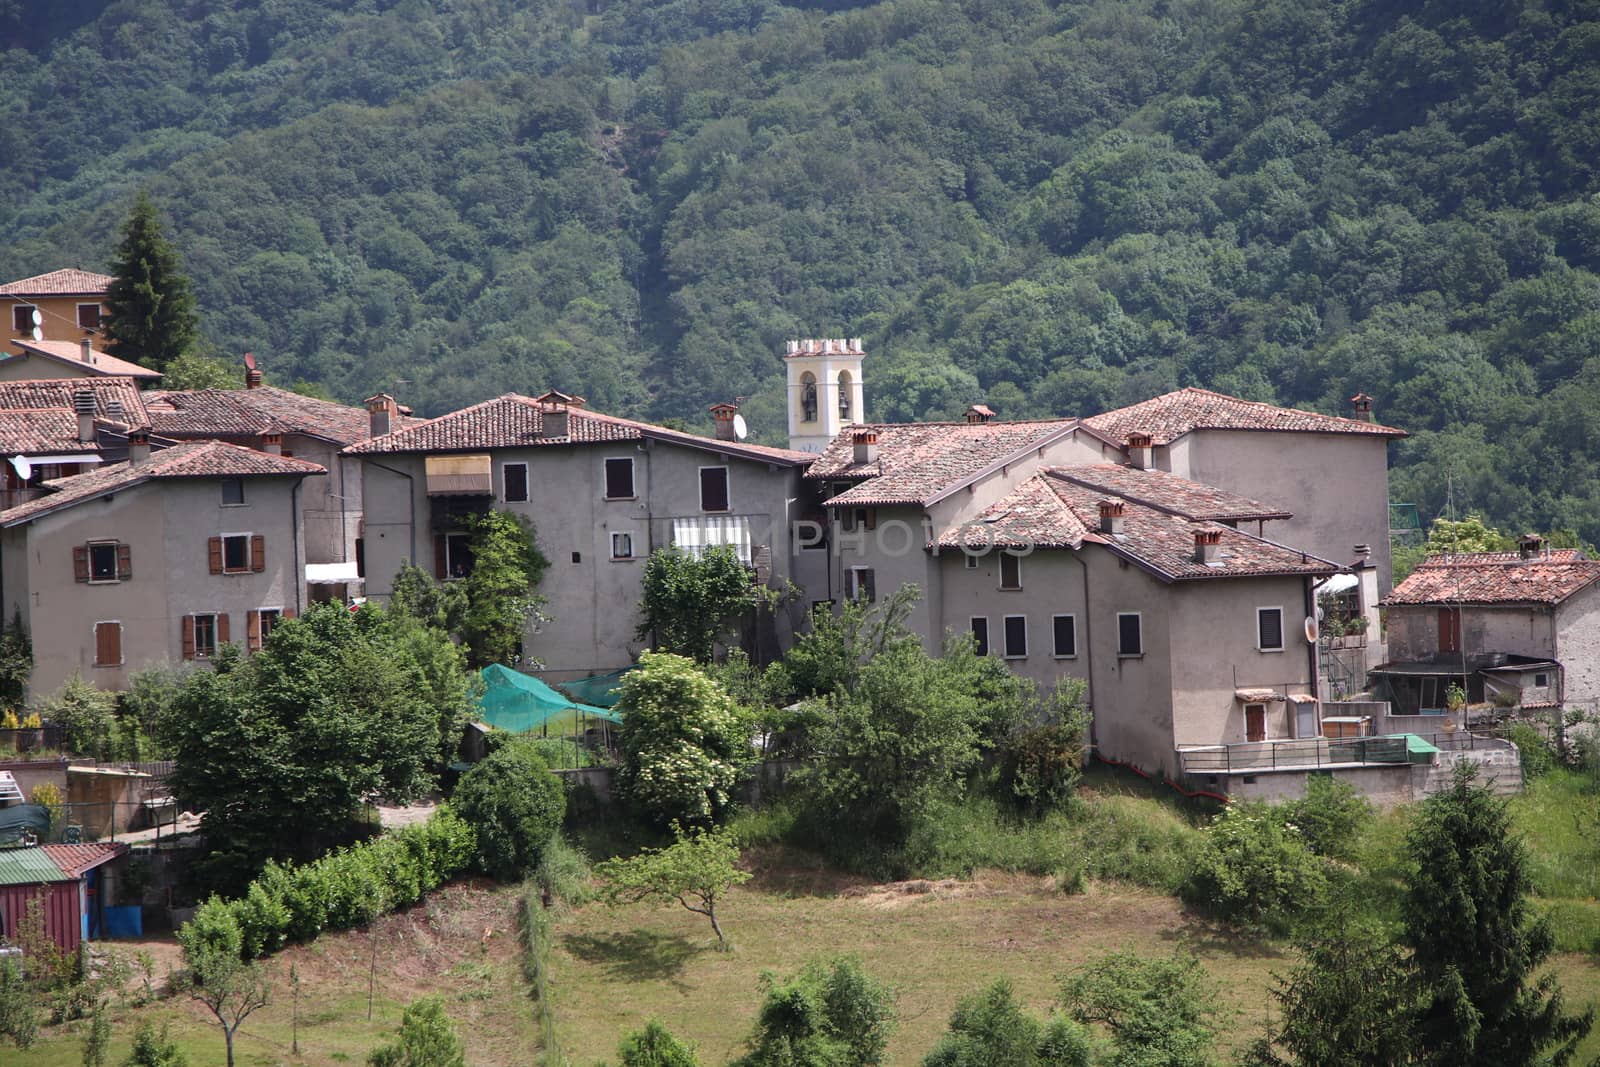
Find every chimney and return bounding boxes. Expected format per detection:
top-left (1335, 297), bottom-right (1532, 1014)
top-left (1193, 528), bottom-right (1223, 564)
top-left (852, 428), bottom-right (879, 465)
top-left (73, 389), bottom-right (96, 443)
top-left (1126, 432), bottom-right (1154, 470)
top-left (540, 397), bottom-right (569, 439)
top-left (964, 404), bottom-right (995, 424)
top-left (1353, 543), bottom-right (1372, 566)
top-left (261, 433), bottom-right (283, 456)
top-left (365, 394), bottom-right (397, 438)
top-left (80, 338), bottom-right (93, 364)
top-left (709, 402), bottom-right (739, 441)
top-left (1098, 499), bottom-right (1126, 535)
top-left (1518, 533), bottom-right (1545, 561)
top-left (1350, 392), bottom-right (1374, 422)
top-left (127, 431), bottom-right (150, 465)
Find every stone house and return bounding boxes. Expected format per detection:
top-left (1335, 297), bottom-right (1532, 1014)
top-left (0, 439), bottom-right (324, 697)
top-left (347, 390), bottom-right (818, 680)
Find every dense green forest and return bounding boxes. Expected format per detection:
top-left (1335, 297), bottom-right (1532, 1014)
top-left (2, 0), bottom-right (1599, 538)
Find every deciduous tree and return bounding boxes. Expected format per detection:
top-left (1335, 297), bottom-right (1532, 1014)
top-left (596, 825), bottom-right (750, 950)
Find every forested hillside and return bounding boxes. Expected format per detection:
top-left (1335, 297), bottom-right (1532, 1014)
top-left (2, 0), bottom-right (1599, 539)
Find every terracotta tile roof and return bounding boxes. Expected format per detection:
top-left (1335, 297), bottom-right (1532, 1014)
top-left (4, 339), bottom-right (161, 379)
top-left (1382, 552), bottom-right (1600, 606)
top-left (344, 394), bottom-right (815, 465)
top-left (1, 440), bottom-right (325, 526)
top-left (1046, 465), bottom-right (1292, 522)
top-left (934, 471), bottom-right (1338, 581)
top-left (807, 420), bottom-right (1081, 506)
top-left (0, 268), bottom-right (114, 297)
top-left (1086, 387), bottom-right (1406, 446)
top-left (0, 408), bottom-right (91, 454)
top-left (40, 842), bottom-right (127, 878)
top-left (144, 385), bottom-right (390, 445)
top-left (0, 376), bottom-right (149, 428)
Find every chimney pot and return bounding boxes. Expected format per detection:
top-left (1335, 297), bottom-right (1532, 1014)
top-left (1518, 533), bottom-right (1545, 561)
top-left (709, 402), bottom-right (739, 441)
top-left (245, 368), bottom-right (263, 389)
top-left (73, 389), bottom-right (96, 443)
top-left (80, 338), bottom-right (93, 363)
top-left (1350, 392), bottom-right (1375, 422)
top-left (852, 428), bottom-right (879, 465)
top-left (1098, 499), bottom-right (1126, 535)
top-left (261, 433), bottom-right (283, 456)
top-left (1126, 432), bottom-right (1154, 470)
top-left (364, 394), bottom-right (396, 439)
top-left (127, 431), bottom-right (150, 465)
top-left (1193, 528), bottom-right (1223, 563)
top-left (964, 404), bottom-right (995, 424)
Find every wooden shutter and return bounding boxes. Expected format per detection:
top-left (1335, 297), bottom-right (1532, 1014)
top-left (73, 545), bottom-right (89, 582)
top-left (217, 613), bottom-right (230, 645)
top-left (181, 616), bottom-right (195, 659)
top-left (863, 508), bottom-right (876, 531)
top-left (434, 534), bottom-right (447, 579)
top-left (250, 534), bottom-right (266, 572)
top-left (246, 611), bottom-right (262, 652)
top-left (94, 622), bottom-right (121, 667)
top-left (116, 543), bottom-right (132, 580)
top-left (207, 537), bottom-right (223, 575)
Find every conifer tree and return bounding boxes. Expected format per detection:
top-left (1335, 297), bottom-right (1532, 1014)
top-left (1403, 763), bottom-right (1593, 1065)
top-left (103, 191), bottom-right (199, 371)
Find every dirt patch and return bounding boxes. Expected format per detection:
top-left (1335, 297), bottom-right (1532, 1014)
top-left (840, 878), bottom-right (985, 908)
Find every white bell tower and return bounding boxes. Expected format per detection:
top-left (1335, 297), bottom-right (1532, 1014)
top-left (785, 338), bottom-right (866, 453)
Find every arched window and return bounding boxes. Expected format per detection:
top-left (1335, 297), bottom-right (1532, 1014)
top-left (800, 373), bottom-right (817, 423)
top-left (838, 370), bottom-right (853, 420)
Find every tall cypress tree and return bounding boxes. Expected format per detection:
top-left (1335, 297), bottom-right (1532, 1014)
top-left (103, 191), bottom-right (198, 371)
top-left (1403, 763), bottom-right (1593, 1066)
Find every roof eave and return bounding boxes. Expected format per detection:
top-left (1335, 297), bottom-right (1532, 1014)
top-left (923, 421), bottom-right (1083, 508)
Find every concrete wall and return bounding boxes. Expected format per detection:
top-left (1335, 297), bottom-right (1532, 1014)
top-left (1164, 430), bottom-right (1394, 591)
top-left (936, 548), bottom-right (1088, 695)
top-left (1386, 603), bottom-right (1556, 663)
top-left (286, 435), bottom-right (360, 566)
top-left (0, 351), bottom-right (99, 381)
top-left (360, 441), bottom-right (807, 679)
top-left (1213, 763), bottom-right (1425, 808)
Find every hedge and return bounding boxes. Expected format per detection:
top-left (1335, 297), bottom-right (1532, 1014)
top-left (182, 807), bottom-right (477, 963)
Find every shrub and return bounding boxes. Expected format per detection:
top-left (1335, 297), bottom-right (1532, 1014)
top-left (368, 996), bottom-right (465, 1067)
top-left (0, 956), bottom-right (39, 1049)
top-left (454, 739), bottom-right (566, 880)
top-left (125, 1022), bottom-right (187, 1067)
top-left (1507, 720), bottom-right (1557, 780)
top-left (617, 1020), bottom-right (702, 1067)
top-left (923, 979), bottom-right (1089, 1067)
top-left (535, 834), bottom-right (593, 906)
top-left (1059, 952), bottom-right (1216, 1067)
top-left (1183, 802), bottom-right (1327, 931)
top-left (1282, 776), bottom-right (1373, 861)
top-left (30, 782), bottom-right (65, 834)
top-left (35, 674), bottom-right (117, 758)
top-left (732, 956), bottom-right (896, 1067)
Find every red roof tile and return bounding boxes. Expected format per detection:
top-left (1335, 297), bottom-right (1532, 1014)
top-left (344, 394), bottom-right (815, 465)
top-left (1382, 552), bottom-right (1600, 606)
top-left (1046, 465), bottom-right (1292, 522)
top-left (0, 408), bottom-right (94, 455)
top-left (41, 842), bottom-right (127, 878)
top-left (1, 440), bottom-right (325, 525)
top-left (807, 420), bottom-right (1082, 506)
top-left (1086, 387), bottom-right (1406, 446)
top-left (0, 269), bottom-right (114, 297)
top-left (145, 385), bottom-right (392, 445)
top-left (4, 339), bottom-right (162, 379)
top-left (935, 471), bottom-right (1337, 582)
top-left (0, 376), bottom-right (149, 429)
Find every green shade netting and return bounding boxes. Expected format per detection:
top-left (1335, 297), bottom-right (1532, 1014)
top-left (476, 663), bottom-right (621, 735)
top-left (557, 666), bottom-right (635, 708)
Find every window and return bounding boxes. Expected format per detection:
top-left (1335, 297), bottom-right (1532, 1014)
top-left (1117, 612), bottom-right (1143, 657)
top-left (11, 304), bottom-right (35, 334)
top-left (94, 622), bottom-right (122, 667)
top-left (260, 608), bottom-right (282, 641)
top-left (184, 613), bottom-right (225, 660)
top-left (74, 542), bottom-right (130, 583)
top-left (223, 534), bottom-right (249, 573)
top-left (221, 478), bottom-right (245, 506)
top-left (970, 617), bottom-right (990, 656)
top-left (847, 566), bottom-right (875, 602)
top-left (77, 303), bottom-right (101, 330)
top-left (1053, 615), bottom-right (1077, 658)
top-left (838, 370), bottom-right (853, 420)
top-left (1003, 615), bottom-right (1028, 659)
top-left (999, 552), bottom-right (1022, 590)
top-left (247, 609), bottom-right (283, 652)
top-left (611, 531), bottom-right (634, 559)
top-left (699, 467), bottom-right (730, 512)
top-left (965, 553), bottom-right (979, 570)
top-left (440, 533), bottom-right (473, 579)
top-left (1535, 672), bottom-right (1550, 688)
top-left (800, 372), bottom-right (818, 423)
top-left (840, 506), bottom-right (875, 532)
top-left (503, 462), bottom-right (529, 503)
top-left (604, 457), bottom-right (635, 499)
top-left (1257, 607), bottom-right (1285, 652)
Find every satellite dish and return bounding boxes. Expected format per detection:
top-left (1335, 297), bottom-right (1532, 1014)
top-left (9, 456), bottom-right (32, 482)
top-left (29, 309), bottom-right (41, 326)
top-left (243, 352), bottom-right (257, 371)
top-left (1303, 616), bottom-right (1319, 643)
top-left (732, 414), bottom-right (748, 440)
top-left (30, 326), bottom-right (42, 342)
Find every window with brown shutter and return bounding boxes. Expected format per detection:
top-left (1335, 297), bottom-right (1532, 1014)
top-left (246, 610), bottom-right (262, 652)
top-left (73, 546), bottom-right (90, 582)
top-left (217, 613), bottom-right (230, 646)
top-left (181, 615), bottom-right (196, 659)
top-left (116, 543), bottom-right (132, 580)
top-left (250, 534), bottom-right (265, 572)
top-left (94, 622), bottom-right (121, 667)
top-left (208, 537), bottom-right (223, 574)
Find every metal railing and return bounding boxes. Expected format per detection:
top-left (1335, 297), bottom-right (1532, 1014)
top-left (1177, 729), bottom-right (1512, 776)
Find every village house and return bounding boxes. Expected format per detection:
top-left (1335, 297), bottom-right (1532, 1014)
top-left (0, 376), bottom-right (151, 509)
top-left (0, 337), bottom-right (161, 384)
top-left (1377, 538), bottom-right (1600, 717)
top-left (347, 389), bottom-right (818, 680)
top-left (0, 439), bottom-right (324, 697)
top-left (0, 269), bottom-right (113, 348)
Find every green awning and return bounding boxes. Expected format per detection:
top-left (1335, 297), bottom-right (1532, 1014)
top-left (556, 666), bottom-right (636, 708)
top-left (476, 663), bottom-right (621, 735)
top-left (1403, 733), bottom-right (1442, 762)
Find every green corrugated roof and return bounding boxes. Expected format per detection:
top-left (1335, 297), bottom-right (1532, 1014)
top-left (0, 846), bottom-right (72, 886)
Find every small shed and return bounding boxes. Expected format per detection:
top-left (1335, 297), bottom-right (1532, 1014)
top-left (0, 842), bottom-right (127, 952)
